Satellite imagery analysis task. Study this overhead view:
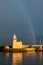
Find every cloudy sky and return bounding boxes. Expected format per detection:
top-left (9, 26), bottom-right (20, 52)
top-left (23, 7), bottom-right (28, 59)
top-left (0, 0), bottom-right (43, 44)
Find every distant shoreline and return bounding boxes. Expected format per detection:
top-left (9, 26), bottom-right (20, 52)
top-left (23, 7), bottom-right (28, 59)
top-left (0, 45), bottom-right (43, 52)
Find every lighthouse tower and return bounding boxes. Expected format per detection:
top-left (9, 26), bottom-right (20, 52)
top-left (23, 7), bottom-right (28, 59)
top-left (12, 34), bottom-right (17, 49)
top-left (12, 34), bottom-right (22, 49)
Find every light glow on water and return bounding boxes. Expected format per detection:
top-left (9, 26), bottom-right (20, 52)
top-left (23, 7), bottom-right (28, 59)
top-left (0, 52), bottom-right (43, 65)
top-left (12, 53), bottom-right (22, 65)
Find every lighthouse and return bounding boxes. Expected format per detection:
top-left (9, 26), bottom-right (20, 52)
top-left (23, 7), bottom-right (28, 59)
top-left (12, 34), bottom-right (22, 49)
top-left (12, 34), bottom-right (17, 49)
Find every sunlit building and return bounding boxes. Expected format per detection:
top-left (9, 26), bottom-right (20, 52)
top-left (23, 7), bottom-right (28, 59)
top-left (1, 34), bottom-right (43, 52)
top-left (12, 34), bottom-right (22, 49)
top-left (4, 45), bottom-right (10, 49)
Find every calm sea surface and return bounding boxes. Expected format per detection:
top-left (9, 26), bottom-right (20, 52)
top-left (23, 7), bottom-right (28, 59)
top-left (0, 52), bottom-right (43, 65)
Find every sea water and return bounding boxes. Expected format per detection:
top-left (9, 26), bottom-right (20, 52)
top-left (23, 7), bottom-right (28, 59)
top-left (0, 51), bottom-right (43, 65)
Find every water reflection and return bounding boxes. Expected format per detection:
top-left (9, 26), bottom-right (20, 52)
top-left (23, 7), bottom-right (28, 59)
top-left (3, 52), bottom-right (10, 65)
top-left (38, 52), bottom-right (42, 61)
top-left (2, 52), bottom-right (43, 65)
top-left (4, 52), bottom-right (9, 60)
top-left (26, 51), bottom-right (36, 57)
top-left (12, 53), bottom-right (22, 65)
top-left (22, 51), bottom-right (36, 65)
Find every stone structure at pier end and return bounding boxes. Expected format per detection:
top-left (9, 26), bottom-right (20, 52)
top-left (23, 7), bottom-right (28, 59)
top-left (12, 34), bottom-right (22, 49)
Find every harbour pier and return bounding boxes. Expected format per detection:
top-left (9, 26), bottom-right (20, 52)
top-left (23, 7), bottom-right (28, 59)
top-left (0, 35), bottom-right (43, 52)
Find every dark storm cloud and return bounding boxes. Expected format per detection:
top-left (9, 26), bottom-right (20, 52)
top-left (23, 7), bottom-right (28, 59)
top-left (0, 0), bottom-right (43, 44)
